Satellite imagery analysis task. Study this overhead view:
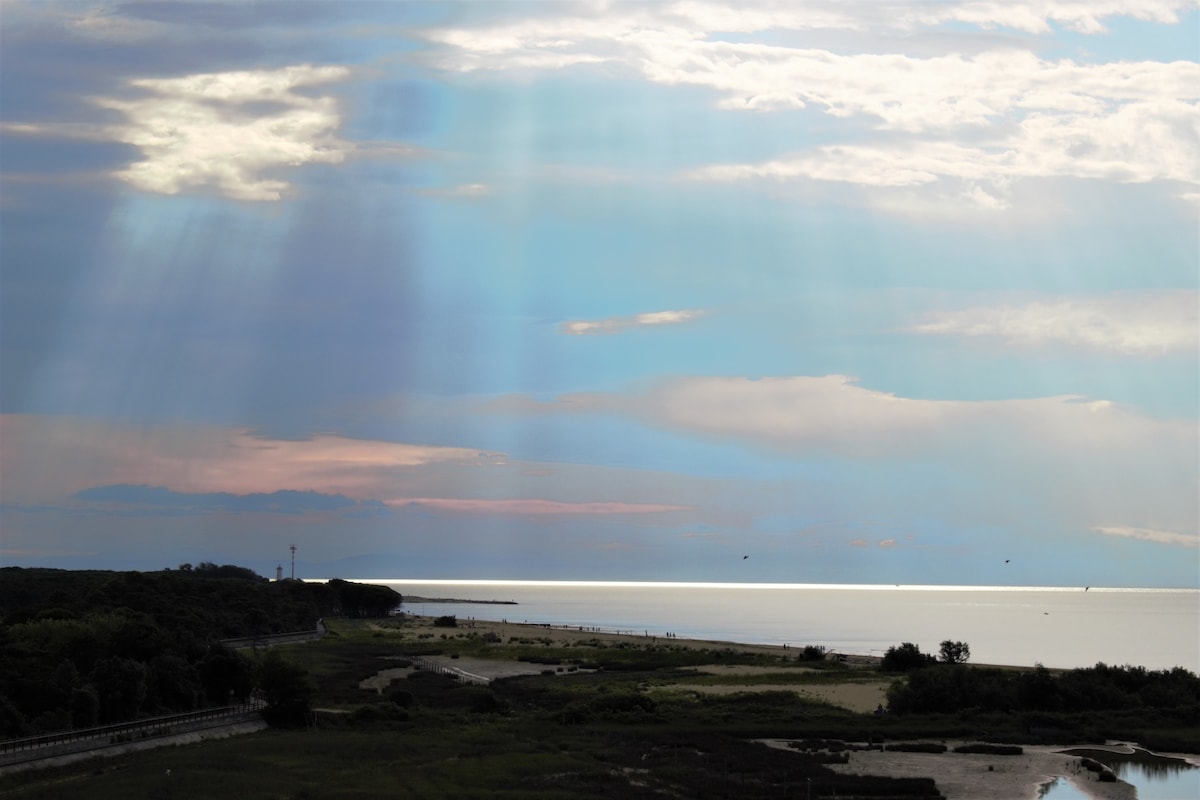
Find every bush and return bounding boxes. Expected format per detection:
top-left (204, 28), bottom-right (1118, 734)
top-left (433, 616), bottom-right (457, 628)
top-left (800, 645), bottom-right (826, 662)
top-left (953, 743), bottom-right (1023, 755)
top-left (349, 702), bottom-right (408, 725)
top-left (881, 643), bottom-right (936, 672)
top-left (885, 742), bottom-right (948, 753)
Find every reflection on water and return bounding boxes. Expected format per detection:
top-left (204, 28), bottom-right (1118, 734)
top-left (1047, 747), bottom-right (1199, 800)
top-left (1039, 777), bottom-right (1089, 799)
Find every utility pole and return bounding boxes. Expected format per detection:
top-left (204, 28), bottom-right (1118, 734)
top-left (290, 544), bottom-right (297, 580)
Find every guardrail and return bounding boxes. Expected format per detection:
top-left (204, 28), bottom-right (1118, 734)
top-left (0, 700), bottom-right (264, 762)
top-left (220, 629), bottom-right (325, 649)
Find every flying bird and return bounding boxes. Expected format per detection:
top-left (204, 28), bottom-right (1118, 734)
top-left (742, 555), bottom-right (748, 560)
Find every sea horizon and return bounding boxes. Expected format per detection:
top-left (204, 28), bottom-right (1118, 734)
top-left (340, 578), bottom-right (1198, 593)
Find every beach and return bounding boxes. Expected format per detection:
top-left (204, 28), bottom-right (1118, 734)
top-left (387, 582), bottom-right (1200, 673)
top-left (390, 614), bottom-right (1164, 800)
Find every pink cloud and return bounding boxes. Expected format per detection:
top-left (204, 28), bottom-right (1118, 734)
top-left (0, 414), bottom-right (496, 502)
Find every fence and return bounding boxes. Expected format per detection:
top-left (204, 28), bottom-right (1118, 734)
top-left (220, 628), bottom-right (325, 650)
top-left (410, 656), bottom-right (490, 686)
top-left (0, 700), bottom-right (264, 765)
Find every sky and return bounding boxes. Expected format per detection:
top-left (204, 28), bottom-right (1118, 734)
top-left (1, 0), bottom-right (1197, 588)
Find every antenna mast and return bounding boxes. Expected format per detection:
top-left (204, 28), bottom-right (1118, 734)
top-left (290, 544), bottom-right (297, 580)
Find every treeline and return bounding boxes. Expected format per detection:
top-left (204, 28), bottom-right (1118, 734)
top-left (0, 566), bottom-right (400, 737)
top-left (887, 661), bottom-right (1200, 716)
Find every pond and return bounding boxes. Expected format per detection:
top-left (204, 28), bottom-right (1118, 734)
top-left (1041, 747), bottom-right (1199, 800)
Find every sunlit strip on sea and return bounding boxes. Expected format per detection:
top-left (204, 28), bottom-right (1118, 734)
top-left (340, 581), bottom-right (1199, 673)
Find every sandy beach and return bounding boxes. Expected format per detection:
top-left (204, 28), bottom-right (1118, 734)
top-left (391, 615), bottom-right (1156, 800)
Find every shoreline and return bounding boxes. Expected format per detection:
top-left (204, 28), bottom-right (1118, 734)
top-left (404, 613), bottom-right (883, 665)
top-left (398, 611), bottom-right (1076, 671)
top-left (401, 596), bottom-right (518, 605)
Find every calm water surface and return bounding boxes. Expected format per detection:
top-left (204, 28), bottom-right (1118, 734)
top-left (1042, 749), bottom-right (1200, 800)
top-left (363, 581), bottom-right (1200, 672)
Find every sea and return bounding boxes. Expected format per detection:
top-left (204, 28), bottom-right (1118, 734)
top-left (359, 581), bottom-right (1200, 673)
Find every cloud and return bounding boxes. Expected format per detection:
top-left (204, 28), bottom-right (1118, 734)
top-left (108, 65), bottom-right (353, 200)
top-left (510, 373), bottom-right (1196, 541)
top-left (561, 309), bottom-right (706, 335)
top-left (427, 2), bottom-right (1195, 64)
top-left (910, 291), bottom-right (1200, 355)
top-left (418, 182), bottom-right (491, 199)
top-left (929, 1), bottom-right (1189, 34)
top-left (680, 530), bottom-right (722, 539)
top-left (72, 484), bottom-right (382, 515)
top-left (686, 93), bottom-right (1199, 203)
top-left (547, 374), bottom-right (1195, 461)
top-left (426, 3), bottom-right (1199, 208)
top-left (385, 498), bottom-right (689, 515)
top-left (1091, 525), bottom-right (1199, 548)
top-left (65, 5), bottom-right (176, 42)
top-left (849, 537), bottom-right (898, 548)
top-left (0, 415), bottom-right (497, 503)
top-left (5, 65), bottom-right (353, 201)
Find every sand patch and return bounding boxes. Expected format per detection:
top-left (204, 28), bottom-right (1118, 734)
top-left (760, 742), bottom-right (1137, 800)
top-left (358, 667), bottom-right (412, 693)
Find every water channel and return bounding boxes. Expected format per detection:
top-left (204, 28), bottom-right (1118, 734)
top-left (1040, 747), bottom-right (1198, 800)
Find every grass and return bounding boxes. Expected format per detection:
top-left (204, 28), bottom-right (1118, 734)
top-left (3, 616), bottom-right (1195, 798)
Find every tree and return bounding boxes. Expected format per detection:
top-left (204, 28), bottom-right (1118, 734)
top-left (256, 649), bottom-right (315, 727)
top-left (939, 640), bottom-right (971, 664)
top-left (881, 642), bottom-right (935, 672)
top-left (198, 644), bottom-right (254, 705)
top-left (326, 579), bottom-right (401, 617)
top-left (90, 656), bottom-right (147, 723)
top-left (70, 687), bottom-right (99, 728)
